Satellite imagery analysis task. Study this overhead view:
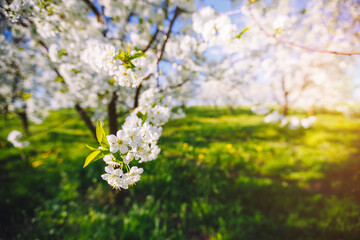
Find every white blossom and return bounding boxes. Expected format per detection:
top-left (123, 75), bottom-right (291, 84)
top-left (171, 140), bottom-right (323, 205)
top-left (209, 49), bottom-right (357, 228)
top-left (7, 130), bottom-right (29, 148)
top-left (103, 154), bottom-right (121, 167)
top-left (251, 105), bottom-right (271, 115)
top-left (300, 116), bottom-right (317, 129)
top-left (264, 111), bottom-right (283, 123)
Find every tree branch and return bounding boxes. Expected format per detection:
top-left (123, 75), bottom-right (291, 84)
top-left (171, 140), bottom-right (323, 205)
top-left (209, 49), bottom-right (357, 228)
top-left (25, 18), bottom-right (97, 139)
top-left (156, 7), bottom-right (182, 65)
top-left (142, 27), bottom-right (159, 53)
top-left (160, 78), bottom-right (190, 93)
top-left (82, 0), bottom-right (106, 24)
top-left (226, 7), bottom-right (360, 56)
top-left (133, 7), bottom-right (182, 109)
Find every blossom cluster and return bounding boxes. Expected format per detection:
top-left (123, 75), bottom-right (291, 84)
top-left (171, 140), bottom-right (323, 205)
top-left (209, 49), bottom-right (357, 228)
top-left (82, 40), bottom-right (146, 88)
top-left (270, 112), bottom-right (316, 130)
top-left (106, 114), bottom-right (162, 165)
top-left (251, 105), bottom-right (271, 115)
top-left (2, 0), bottom-right (37, 23)
top-left (87, 87), bottom-right (171, 190)
top-left (192, 7), bottom-right (238, 45)
top-left (137, 88), bottom-right (171, 126)
top-left (280, 116), bottom-right (317, 130)
top-left (252, 106), bottom-right (317, 130)
top-left (101, 165), bottom-right (144, 190)
top-left (7, 130), bottom-right (29, 148)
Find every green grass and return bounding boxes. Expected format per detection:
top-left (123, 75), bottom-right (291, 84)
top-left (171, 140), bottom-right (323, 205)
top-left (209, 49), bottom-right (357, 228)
top-left (1, 107), bottom-right (360, 239)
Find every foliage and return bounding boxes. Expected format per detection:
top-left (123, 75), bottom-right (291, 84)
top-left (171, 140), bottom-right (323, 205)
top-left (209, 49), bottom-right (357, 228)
top-left (84, 121), bottom-right (110, 168)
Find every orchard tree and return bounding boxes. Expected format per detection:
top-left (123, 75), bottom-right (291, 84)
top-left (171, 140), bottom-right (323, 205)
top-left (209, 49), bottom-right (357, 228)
top-left (2, 0), bottom-right (203, 136)
top-left (1, 0), bottom-right (206, 190)
top-left (2, 0), bottom-right (360, 190)
top-left (193, 0), bottom-right (359, 113)
top-left (0, 24), bottom-right (51, 133)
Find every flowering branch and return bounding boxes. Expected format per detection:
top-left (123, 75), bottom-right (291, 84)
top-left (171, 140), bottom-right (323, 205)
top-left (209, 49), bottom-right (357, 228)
top-left (156, 7), bottom-right (182, 65)
top-left (225, 7), bottom-right (360, 56)
top-left (25, 19), bottom-right (98, 139)
top-left (133, 7), bottom-right (182, 109)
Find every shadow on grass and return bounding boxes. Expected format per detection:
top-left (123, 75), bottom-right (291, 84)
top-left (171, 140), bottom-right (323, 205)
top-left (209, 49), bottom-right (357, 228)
top-left (129, 150), bottom-right (360, 240)
top-left (1, 108), bottom-right (360, 239)
top-left (307, 130), bottom-right (360, 202)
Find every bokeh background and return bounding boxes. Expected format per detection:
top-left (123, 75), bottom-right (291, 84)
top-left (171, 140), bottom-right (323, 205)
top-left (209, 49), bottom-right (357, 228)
top-left (1, 0), bottom-right (360, 239)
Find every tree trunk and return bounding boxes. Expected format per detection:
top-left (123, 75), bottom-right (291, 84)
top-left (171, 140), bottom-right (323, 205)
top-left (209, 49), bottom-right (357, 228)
top-left (17, 111), bottom-right (29, 135)
top-left (280, 76), bottom-right (289, 116)
top-left (228, 105), bottom-right (234, 115)
top-left (108, 92), bottom-right (118, 135)
top-left (74, 103), bottom-right (97, 140)
top-left (308, 104), bottom-right (315, 116)
top-left (4, 104), bottom-right (8, 122)
top-left (282, 104), bottom-right (288, 116)
top-left (133, 84), bottom-right (142, 109)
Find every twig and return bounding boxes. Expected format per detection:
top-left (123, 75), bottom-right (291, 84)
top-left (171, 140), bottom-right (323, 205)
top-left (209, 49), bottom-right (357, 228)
top-left (225, 7), bottom-right (360, 56)
top-left (156, 7), bottom-right (182, 65)
top-left (142, 27), bottom-right (159, 52)
top-left (82, 0), bottom-right (106, 24)
top-left (133, 7), bottom-right (182, 108)
top-left (159, 78), bottom-right (190, 93)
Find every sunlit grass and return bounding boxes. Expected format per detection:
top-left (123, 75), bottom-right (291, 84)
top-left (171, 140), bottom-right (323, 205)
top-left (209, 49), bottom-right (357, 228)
top-left (1, 107), bottom-right (360, 239)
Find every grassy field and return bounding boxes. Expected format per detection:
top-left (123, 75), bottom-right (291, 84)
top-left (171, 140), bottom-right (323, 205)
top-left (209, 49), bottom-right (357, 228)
top-left (1, 107), bottom-right (360, 240)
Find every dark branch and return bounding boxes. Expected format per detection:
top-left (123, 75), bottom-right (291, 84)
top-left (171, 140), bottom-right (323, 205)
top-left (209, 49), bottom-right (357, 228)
top-left (133, 7), bottom-right (182, 109)
top-left (246, 8), bottom-right (360, 56)
top-left (156, 7), bottom-right (182, 65)
top-left (82, 0), bottom-right (106, 24)
top-left (142, 27), bottom-right (159, 53)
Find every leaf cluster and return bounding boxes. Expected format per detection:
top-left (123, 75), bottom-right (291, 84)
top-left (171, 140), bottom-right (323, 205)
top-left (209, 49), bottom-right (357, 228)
top-left (114, 45), bottom-right (146, 69)
top-left (83, 121), bottom-right (111, 168)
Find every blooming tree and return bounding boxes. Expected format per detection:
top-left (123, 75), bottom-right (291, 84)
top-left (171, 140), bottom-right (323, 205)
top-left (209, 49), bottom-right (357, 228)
top-left (1, 0), bottom-right (205, 190)
top-left (193, 0), bottom-right (359, 113)
top-left (2, 0), bottom-right (360, 190)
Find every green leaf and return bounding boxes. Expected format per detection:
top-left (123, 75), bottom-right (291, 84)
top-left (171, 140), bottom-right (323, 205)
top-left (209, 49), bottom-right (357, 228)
top-left (58, 49), bottom-right (67, 59)
top-left (119, 51), bottom-right (126, 59)
top-left (96, 121), bottom-right (104, 144)
top-left (136, 112), bottom-right (148, 124)
top-left (71, 68), bottom-right (81, 74)
top-left (142, 112), bottom-right (148, 124)
top-left (129, 52), bottom-right (146, 61)
top-left (83, 150), bottom-right (103, 168)
top-left (23, 93), bottom-right (32, 101)
top-left (127, 44), bottom-right (131, 55)
top-left (113, 151), bottom-right (123, 161)
top-left (47, 6), bottom-right (53, 15)
top-left (114, 50), bottom-right (125, 60)
top-left (136, 111), bottom-right (144, 119)
top-left (235, 28), bottom-right (250, 39)
top-left (56, 76), bottom-right (64, 82)
top-left (96, 121), bottom-right (110, 149)
top-left (86, 144), bottom-right (98, 151)
top-left (60, 88), bottom-right (68, 93)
